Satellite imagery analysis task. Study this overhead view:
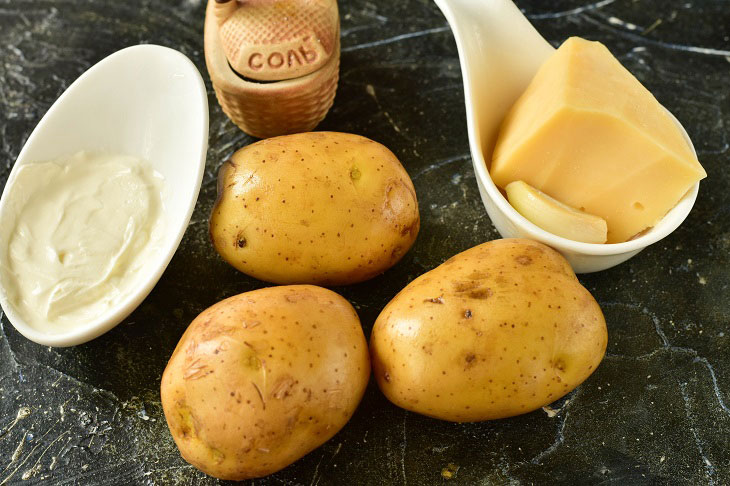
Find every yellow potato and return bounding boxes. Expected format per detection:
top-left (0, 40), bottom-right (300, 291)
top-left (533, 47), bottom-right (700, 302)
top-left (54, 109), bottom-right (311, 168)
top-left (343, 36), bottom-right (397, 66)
top-left (370, 238), bottom-right (607, 422)
top-left (210, 132), bottom-right (420, 285)
top-left (161, 285), bottom-right (370, 480)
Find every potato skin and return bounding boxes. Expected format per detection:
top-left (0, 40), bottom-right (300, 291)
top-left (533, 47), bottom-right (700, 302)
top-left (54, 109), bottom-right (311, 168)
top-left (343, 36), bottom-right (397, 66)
top-left (210, 132), bottom-right (419, 285)
top-left (370, 238), bottom-right (607, 422)
top-left (161, 285), bottom-right (370, 480)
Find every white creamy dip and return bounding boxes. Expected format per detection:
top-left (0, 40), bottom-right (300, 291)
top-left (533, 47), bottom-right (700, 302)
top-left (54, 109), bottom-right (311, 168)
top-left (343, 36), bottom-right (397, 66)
top-left (0, 151), bottom-right (166, 333)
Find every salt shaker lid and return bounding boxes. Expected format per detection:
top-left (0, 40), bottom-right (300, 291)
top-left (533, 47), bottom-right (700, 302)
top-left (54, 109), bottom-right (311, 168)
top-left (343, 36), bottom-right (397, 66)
top-left (214, 0), bottom-right (339, 82)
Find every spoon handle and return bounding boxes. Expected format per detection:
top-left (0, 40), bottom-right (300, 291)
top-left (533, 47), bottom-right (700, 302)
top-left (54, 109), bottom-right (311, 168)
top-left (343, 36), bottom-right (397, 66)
top-left (434, 0), bottom-right (553, 154)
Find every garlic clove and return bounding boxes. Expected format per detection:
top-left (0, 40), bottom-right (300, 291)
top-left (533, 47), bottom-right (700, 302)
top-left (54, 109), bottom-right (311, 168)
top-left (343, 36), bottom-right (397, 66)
top-left (506, 180), bottom-right (607, 244)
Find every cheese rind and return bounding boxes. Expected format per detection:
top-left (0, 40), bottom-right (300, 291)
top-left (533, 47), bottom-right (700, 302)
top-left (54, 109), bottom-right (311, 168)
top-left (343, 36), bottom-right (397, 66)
top-left (491, 37), bottom-right (706, 243)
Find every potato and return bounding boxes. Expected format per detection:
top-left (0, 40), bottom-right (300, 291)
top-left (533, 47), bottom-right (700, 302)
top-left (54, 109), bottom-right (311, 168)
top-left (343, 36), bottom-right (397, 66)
top-left (370, 238), bottom-right (607, 422)
top-left (161, 285), bottom-right (370, 480)
top-left (210, 132), bottom-right (420, 285)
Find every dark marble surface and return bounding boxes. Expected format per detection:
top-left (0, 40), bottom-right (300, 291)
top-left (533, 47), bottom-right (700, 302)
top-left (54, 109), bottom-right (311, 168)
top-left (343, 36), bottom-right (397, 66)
top-left (0, 0), bottom-right (728, 484)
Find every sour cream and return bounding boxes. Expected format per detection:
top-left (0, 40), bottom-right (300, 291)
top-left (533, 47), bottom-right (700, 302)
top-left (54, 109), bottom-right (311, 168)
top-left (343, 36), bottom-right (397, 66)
top-left (0, 151), bottom-right (166, 333)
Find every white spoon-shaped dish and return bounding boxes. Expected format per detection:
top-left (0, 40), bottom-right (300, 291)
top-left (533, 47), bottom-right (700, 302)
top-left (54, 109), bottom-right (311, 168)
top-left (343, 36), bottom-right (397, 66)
top-left (0, 45), bottom-right (208, 346)
top-left (434, 0), bottom-right (700, 273)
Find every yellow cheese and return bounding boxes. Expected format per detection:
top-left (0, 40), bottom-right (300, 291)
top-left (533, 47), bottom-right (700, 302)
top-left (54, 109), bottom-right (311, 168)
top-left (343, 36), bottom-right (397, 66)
top-left (490, 37), bottom-right (707, 243)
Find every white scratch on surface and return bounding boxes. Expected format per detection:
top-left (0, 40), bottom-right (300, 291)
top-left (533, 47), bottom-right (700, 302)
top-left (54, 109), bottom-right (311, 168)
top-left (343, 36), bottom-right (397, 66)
top-left (384, 112), bottom-right (401, 133)
top-left (643, 307), bottom-right (670, 347)
top-left (0, 422), bottom-right (60, 485)
top-left (412, 154), bottom-right (471, 180)
top-left (343, 26), bottom-right (450, 52)
top-left (582, 15), bottom-right (730, 57)
top-left (366, 84), bottom-right (404, 135)
top-left (531, 410), bottom-right (569, 464)
top-left (531, 390), bottom-right (581, 464)
top-left (607, 16), bottom-right (639, 31)
top-left (693, 357), bottom-right (730, 415)
top-left (331, 442), bottom-right (342, 461)
top-left (678, 382), bottom-right (716, 485)
top-left (642, 18), bottom-right (663, 35)
top-left (526, 0), bottom-right (616, 20)
top-left (20, 464), bottom-right (40, 481)
top-left (309, 451), bottom-right (326, 486)
top-left (0, 407), bottom-right (31, 439)
top-left (641, 308), bottom-right (730, 416)
top-left (10, 433), bottom-right (26, 463)
top-left (342, 24), bottom-right (383, 37)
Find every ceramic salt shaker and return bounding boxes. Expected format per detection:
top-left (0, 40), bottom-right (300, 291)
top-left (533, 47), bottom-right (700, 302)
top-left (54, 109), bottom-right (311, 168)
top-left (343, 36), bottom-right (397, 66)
top-left (204, 0), bottom-right (340, 139)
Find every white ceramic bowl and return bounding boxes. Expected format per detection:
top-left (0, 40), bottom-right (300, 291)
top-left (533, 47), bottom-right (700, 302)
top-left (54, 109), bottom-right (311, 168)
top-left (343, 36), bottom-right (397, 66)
top-left (0, 45), bottom-right (208, 346)
top-left (435, 0), bottom-right (700, 273)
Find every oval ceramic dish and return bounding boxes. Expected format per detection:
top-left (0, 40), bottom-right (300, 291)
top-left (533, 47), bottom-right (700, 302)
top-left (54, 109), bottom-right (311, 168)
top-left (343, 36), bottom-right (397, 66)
top-left (0, 45), bottom-right (209, 346)
top-left (435, 0), bottom-right (700, 273)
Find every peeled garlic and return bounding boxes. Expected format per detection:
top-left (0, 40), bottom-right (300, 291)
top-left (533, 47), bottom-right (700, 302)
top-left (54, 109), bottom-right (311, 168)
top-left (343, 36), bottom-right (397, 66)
top-left (506, 180), bottom-right (607, 244)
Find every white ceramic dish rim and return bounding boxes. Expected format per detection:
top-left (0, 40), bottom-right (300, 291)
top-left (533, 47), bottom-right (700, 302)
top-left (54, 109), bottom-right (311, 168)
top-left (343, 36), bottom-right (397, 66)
top-left (435, 0), bottom-right (701, 258)
top-left (0, 45), bottom-right (209, 347)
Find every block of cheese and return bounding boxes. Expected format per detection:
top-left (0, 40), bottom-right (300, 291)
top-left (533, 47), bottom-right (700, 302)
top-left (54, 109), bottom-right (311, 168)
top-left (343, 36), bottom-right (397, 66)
top-left (490, 37), bottom-right (707, 243)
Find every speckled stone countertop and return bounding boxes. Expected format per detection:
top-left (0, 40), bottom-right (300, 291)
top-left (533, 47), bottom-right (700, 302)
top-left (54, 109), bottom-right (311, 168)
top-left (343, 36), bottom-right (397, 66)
top-left (1, 0), bottom-right (728, 484)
